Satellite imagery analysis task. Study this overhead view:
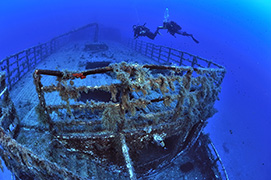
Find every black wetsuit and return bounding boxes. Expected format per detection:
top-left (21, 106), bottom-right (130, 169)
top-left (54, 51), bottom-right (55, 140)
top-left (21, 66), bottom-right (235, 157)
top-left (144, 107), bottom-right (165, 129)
top-left (162, 21), bottom-right (199, 43)
top-left (133, 25), bottom-right (159, 40)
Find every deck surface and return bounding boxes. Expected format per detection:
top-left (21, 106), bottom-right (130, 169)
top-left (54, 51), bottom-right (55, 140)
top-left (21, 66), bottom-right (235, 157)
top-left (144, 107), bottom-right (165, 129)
top-left (6, 40), bottom-right (223, 180)
top-left (10, 40), bottom-right (156, 126)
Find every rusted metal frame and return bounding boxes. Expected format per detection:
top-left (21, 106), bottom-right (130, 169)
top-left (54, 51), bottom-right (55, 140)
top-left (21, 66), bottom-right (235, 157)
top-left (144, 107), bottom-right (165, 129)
top-left (48, 103), bottom-right (178, 132)
top-left (53, 120), bottom-right (100, 130)
top-left (57, 114), bottom-right (182, 140)
top-left (43, 83), bottom-right (115, 93)
top-left (120, 133), bottom-right (136, 180)
top-left (45, 96), bottom-right (151, 113)
top-left (33, 70), bottom-right (53, 130)
top-left (44, 85), bottom-right (179, 114)
top-left (46, 102), bottom-right (112, 114)
top-left (35, 64), bottom-right (191, 78)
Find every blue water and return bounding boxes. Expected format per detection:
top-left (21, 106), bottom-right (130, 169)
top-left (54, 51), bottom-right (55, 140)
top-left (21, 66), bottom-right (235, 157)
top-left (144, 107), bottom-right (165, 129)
top-left (0, 0), bottom-right (270, 179)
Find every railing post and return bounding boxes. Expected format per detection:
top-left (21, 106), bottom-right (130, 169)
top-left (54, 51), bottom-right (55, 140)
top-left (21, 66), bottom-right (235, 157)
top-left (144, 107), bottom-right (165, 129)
top-left (6, 57), bottom-right (10, 88)
top-left (26, 49), bottom-right (30, 71)
top-left (34, 46), bottom-right (37, 65)
top-left (145, 43), bottom-right (149, 56)
top-left (207, 61), bottom-right (212, 68)
top-left (167, 48), bottom-right (171, 63)
top-left (151, 44), bottom-right (154, 59)
top-left (179, 52), bottom-right (184, 66)
top-left (50, 40), bottom-right (53, 54)
top-left (158, 46), bottom-right (162, 63)
top-left (40, 44), bottom-right (44, 61)
top-left (0, 72), bottom-right (7, 97)
top-left (33, 70), bottom-right (53, 131)
top-left (16, 54), bottom-right (20, 81)
top-left (120, 133), bottom-right (136, 180)
top-left (192, 57), bottom-right (197, 67)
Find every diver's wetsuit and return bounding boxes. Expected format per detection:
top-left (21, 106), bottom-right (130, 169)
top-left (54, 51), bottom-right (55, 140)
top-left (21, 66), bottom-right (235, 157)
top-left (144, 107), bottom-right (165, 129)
top-left (133, 25), bottom-right (159, 40)
top-left (160, 21), bottom-right (199, 43)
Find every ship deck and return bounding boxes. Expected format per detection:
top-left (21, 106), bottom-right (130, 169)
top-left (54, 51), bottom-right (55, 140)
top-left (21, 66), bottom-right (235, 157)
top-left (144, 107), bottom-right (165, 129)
top-left (0, 23), bottom-right (227, 179)
top-left (2, 40), bottom-right (227, 179)
top-left (10, 40), bottom-right (157, 127)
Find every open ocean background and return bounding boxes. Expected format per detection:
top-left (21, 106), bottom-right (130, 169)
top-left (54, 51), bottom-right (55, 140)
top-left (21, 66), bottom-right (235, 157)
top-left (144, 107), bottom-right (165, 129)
top-left (0, 0), bottom-right (270, 179)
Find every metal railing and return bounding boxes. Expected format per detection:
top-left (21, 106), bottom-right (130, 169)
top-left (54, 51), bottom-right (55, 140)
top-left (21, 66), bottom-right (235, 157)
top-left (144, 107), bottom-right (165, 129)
top-left (0, 23), bottom-right (99, 90)
top-left (128, 39), bottom-right (224, 69)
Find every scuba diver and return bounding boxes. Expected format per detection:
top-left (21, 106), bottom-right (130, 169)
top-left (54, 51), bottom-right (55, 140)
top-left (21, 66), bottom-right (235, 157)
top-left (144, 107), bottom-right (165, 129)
top-left (133, 23), bottom-right (160, 40)
top-left (158, 8), bottom-right (199, 43)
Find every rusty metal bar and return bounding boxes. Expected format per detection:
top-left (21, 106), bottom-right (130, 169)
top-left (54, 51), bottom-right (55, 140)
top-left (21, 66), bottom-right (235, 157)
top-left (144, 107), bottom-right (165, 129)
top-left (120, 133), bottom-right (136, 180)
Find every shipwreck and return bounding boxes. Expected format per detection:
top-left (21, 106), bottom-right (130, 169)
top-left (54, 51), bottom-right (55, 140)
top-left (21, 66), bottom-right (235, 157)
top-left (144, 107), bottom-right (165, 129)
top-left (0, 23), bottom-right (228, 179)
